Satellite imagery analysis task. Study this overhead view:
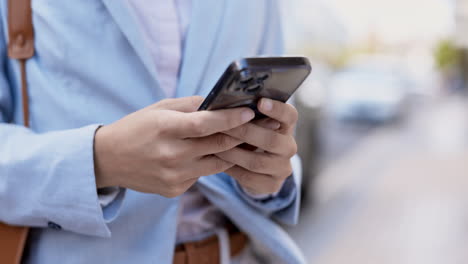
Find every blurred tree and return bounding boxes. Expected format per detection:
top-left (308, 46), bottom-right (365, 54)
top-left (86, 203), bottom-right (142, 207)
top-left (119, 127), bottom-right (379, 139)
top-left (434, 39), bottom-right (462, 71)
top-left (434, 39), bottom-right (465, 92)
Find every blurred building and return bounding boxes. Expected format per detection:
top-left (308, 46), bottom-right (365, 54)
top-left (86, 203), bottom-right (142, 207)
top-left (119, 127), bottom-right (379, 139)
top-left (280, 0), bottom-right (347, 55)
top-left (456, 0), bottom-right (468, 47)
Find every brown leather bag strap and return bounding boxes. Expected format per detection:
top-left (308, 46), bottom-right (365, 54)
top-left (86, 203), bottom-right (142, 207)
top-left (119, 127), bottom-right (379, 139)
top-left (8, 0), bottom-right (34, 126)
top-left (0, 1), bottom-right (34, 264)
top-left (8, 0), bottom-right (34, 60)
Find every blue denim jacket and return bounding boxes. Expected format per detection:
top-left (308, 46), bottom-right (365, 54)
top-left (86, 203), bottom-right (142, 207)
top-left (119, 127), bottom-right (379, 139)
top-left (0, 0), bottom-right (305, 263)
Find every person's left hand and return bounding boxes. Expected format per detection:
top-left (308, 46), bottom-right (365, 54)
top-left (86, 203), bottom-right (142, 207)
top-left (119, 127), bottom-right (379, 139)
top-left (215, 98), bottom-right (298, 195)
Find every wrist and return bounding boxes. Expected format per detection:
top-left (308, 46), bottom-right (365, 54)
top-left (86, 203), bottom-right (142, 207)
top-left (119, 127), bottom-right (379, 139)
top-left (94, 125), bottom-right (119, 188)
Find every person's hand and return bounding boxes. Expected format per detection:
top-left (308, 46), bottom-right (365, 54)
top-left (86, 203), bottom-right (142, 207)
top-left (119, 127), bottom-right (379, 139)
top-left (94, 96), bottom-right (254, 198)
top-left (215, 98), bottom-right (298, 195)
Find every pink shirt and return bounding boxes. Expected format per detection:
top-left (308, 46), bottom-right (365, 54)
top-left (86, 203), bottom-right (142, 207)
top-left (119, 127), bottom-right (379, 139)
top-left (126, 0), bottom-right (189, 97)
top-left (126, 0), bottom-right (227, 243)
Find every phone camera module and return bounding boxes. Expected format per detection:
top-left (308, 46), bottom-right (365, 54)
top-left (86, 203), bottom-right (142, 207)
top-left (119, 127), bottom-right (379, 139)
top-left (239, 76), bottom-right (253, 84)
top-left (244, 83), bottom-right (263, 94)
top-left (257, 73), bottom-right (270, 81)
top-left (239, 70), bottom-right (254, 84)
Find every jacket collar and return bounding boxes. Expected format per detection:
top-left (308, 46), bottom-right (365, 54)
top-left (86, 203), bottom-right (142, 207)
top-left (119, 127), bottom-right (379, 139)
top-left (101, 0), bottom-right (226, 99)
top-left (176, 0), bottom-right (226, 97)
top-left (101, 0), bottom-right (162, 97)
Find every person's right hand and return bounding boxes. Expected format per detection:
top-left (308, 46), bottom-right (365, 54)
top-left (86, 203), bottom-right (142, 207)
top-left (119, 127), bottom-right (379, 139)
top-left (94, 96), bottom-right (255, 198)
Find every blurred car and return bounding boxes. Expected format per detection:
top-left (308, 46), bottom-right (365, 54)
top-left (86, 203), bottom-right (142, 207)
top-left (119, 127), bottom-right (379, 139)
top-left (328, 65), bottom-right (409, 123)
top-left (294, 60), bottom-right (329, 205)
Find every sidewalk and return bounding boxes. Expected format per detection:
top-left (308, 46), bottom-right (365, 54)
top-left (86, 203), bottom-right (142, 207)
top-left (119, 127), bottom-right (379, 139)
top-left (289, 95), bottom-right (468, 263)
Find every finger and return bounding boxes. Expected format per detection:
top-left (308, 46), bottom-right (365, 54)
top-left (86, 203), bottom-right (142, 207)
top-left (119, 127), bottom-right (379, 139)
top-left (191, 155), bottom-right (234, 176)
top-left (240, 119), bottom-right (280, 152)
top-left (223, 123), bottom-right (297, 157)
top-left (185, 133), bottom-right (242, 156)
top-left (215, 147), bottom-right (293, 177)
top-left (257, 98), bottom-right (298, 134)
top-left (151, 96), bottom-right (204, 113)
top-left (252, 118), bottom-right (281, 131)
top-left (226, 166), bottom-right (284, 195)
top-left (172, 107), bottom-right (255, 138)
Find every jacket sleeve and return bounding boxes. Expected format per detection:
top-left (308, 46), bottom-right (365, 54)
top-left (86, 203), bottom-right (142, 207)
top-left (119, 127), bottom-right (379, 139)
top-left (232, 0), bottom-right (302, 226)
top-left (0, 15), bottom-right (123, 238)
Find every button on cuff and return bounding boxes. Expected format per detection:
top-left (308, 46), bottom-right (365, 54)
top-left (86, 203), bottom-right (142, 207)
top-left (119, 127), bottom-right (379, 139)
top-left (47, 221), bottom-right (62, 230)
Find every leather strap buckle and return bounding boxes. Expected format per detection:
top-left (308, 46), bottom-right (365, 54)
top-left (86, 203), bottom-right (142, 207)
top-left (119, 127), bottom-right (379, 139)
top-left (7, 0), bottom-right (34, 59)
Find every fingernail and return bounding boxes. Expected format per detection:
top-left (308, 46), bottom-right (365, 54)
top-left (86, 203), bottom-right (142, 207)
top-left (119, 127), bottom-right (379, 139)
top-left (261, 98), bottom-right (273, 112)
top-left (241, 109), bottom-right (255, 122)
top-left (267, 120), bottom-right (281, 130)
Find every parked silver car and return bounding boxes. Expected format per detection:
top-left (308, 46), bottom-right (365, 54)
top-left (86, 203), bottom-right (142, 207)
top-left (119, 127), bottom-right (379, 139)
top-left (329, 65), bottom-right (409, 123)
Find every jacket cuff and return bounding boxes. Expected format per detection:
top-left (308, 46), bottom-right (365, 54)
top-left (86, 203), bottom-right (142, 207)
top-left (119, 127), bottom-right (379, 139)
top-left (98, 187), bottom-right (126, 222)
top-left (38, 124), bottom-right (117, 237)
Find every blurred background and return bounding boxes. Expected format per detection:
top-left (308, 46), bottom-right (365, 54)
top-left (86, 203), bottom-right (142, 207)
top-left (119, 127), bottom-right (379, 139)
top-left (281, 0), bottom-right (468, 263)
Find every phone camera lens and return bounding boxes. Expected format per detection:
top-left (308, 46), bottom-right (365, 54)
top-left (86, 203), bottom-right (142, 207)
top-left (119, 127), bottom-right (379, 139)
top-left (239, 76), bottom-right (253, 84)
top-left (258, 73), bottom-right (270, 81)
top-left (239, 70), bottom-right (254, 84)
top-left (244, 83), bottom-right (262, 94)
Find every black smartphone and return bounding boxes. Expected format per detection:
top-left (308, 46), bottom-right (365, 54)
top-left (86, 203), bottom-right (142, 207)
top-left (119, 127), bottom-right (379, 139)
top-left (198, 57), bottom-right (312, 119)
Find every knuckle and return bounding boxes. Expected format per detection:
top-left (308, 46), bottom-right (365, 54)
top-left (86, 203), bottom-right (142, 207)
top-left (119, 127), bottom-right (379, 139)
top-left (157, 125), bottom-right (170, 136)
top-left (158, 150), bottom-right (179, 165)
top-left (265, 133), bottom-right (280, 151)
top-left (156, 117), bottom-right (175, 136)
top-left (249, 156), bottom-right (267, 172)
top-left (286, 139), bottom-right (298, 157)
top-left (189, 118), bottom-right (206, 136)
top-left (213, 157), bottom-right (228, 172)
top-left (237, 124), bottom-right (250, 139)
top-left (281, 163), bottom-right (293, 179)
top-left (290, 106), bottom-right (299, 124)
top-left (214, 134), bottom-right (231, 149)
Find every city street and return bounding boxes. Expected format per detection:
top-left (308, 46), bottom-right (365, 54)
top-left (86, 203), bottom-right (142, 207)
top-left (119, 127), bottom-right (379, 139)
top-left (289, 95), bottom-right (468, 264)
